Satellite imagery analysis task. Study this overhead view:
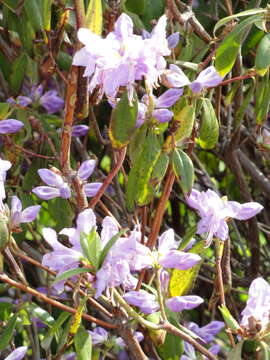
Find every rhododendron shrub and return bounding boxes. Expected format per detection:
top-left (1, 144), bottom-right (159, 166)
top-left (0, 1), bottom-right (269, 359)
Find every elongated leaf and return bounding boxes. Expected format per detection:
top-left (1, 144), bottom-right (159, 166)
top-left (126, 132), bottom-right (162, 211)
top-left (150, 152), bottom-right (169, 190)
top-left (255, 34), bottom-right (270, 76)
top-left (219, 305), bottom-right (240, 331)
top-left (26, 303), bottom-right (55, 327)
top-left (213, 8), bottom-right (265, 35)
top-left (2, 0), bottom-right (21, 12)
top-left (198, 98), bottom-right (219, 149)
top-left (52, 267), bottom-right (90, 286)
top-left (215, 14), bottom-right (262, 76)
top-left (24, 0), bottom-right (43, 31)
top-left (172, 149), bottom-right (194, 194)
top-left (99, 229), bottom-right (127, 267)
top-left (42, 0), bottom-right (52, 31)
top-left (255, 73), bottom-right (270, 124)
top-left (0, 313), bottom-right (18, 350)
top-left (85, 0), bottom-right (102, 34)
top-left (41, 312), bottom-right (71, 350)
top-left (109, 91), bottom-right (138, 149)
top-left (171, 97), bottom-right (195, 145)
top-left (10, 53), bottom-right (28, 94)
top-left (260, 341), bottom-right (270, 360)
top-left (0, 103), bottom-right (10, 120)
top-left (169, 241), bottom-right (205, 297)
top-left (80, 228), bottom-right (102, 270)
top-left (158, 314), bottom-right (184, 359)
top-left (75, 326), bottom-right (92, 360)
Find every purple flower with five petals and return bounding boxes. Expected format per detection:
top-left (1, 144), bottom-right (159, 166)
top-left (186, 188), bottom-right (263, 246)
top-left (9, 196), bottom-right (40, 230)
top-left (8, 84), bottom-right (64, 114)
top-left (123, 290), bottom-right (204, 314)
top-left (163, 65), bottom-right (223, 93)
top-left (136, 88), bottom-right (182, 127)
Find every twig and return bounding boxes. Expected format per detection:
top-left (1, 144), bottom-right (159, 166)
top-left (89, 147), bottom-right (126, 209)
top-left (0, 272), bottom-right (117, 329)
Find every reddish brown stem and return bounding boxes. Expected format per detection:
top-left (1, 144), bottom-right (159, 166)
top-left (0, 272), bottom-right (117, 329)
top-left (89, 147), bottom-right (126, 209)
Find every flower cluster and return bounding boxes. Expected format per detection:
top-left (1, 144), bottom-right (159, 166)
top-left (73, 13), bottom-right (171, 101)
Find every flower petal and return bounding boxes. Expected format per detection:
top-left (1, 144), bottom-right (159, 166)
top-left (0, 119), bottom-right (24, 134)
top-left (32, 186), bottom-right (61, 200)
top-left (159, 250), bottom-right (201, 269)
top-left (83, 182), bottom-right (102, 197)
top-left (166, 295), bottom-right (204, 312)
top-left (155, 88), bottom-right (182, 108)
top-left (5, 346), bottom-right (28, 360)
top-left (78, 159), bottom-right (96, 181)
top-left (38, 169), bottom-right (64, 187)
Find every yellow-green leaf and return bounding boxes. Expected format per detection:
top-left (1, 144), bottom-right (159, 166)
top-left (198, 98), bottom-right (219, 149)
top-left (255, 34), bottom-right (270, 76)
top-left (85, 0), bottom-right (102, 35)
top-left (169, 241), bottom-right (205, 297)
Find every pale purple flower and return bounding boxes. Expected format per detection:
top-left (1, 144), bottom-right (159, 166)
top-left (240, 277), bottom-right (270, 332)
top-left (39, 90), bottom-right (64, 114)
top-left (166, 295), bottom-right (204, 312)
top-left (0, 119), bottom-right (24, 134)
top-left (4, 346), bottom-right (28, 360)
top-left (0, 158), bottom-right (11, 200)
top-left (9, 84), bottom-right (64, 114)
top-left (123, 290), bottom-right (203, 314)
top-left (187, 321), bottom-right (224, 343)
top-left (154, 229), bottom-right (201, 270)
top-left (10, 195), bottom-right (40, 229)
top-left (89, 326), bottom-right (143, 349)
top-left (186, 188), bottom-right (263, 246)
top-left (163, 65), bottom-right (223, 93)
top-left (123, 290), bottom-right (160, 314)
top-left (73, 13), bottom-right (170, 101)
top-left (167, 32), bottom-right (180, 49)
top-left (136, 88), bottom-right (182, 127)
top-left (77, 159), bottom-right (102, 198)
top-left (72, 125), bottom-right (89, 137)
top-left (32, 169), bottom-right (71, 200)
top-left (89, 327), bottom-right (109, 345)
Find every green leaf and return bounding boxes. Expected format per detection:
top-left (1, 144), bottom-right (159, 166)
top-left (219, 305), bottom-right (241, 331)
top-left (158, 314), bottom-right (184, 359)
top-left (172, 149), bottom-right (194, 194)
top-left (0, 216), bottom-right (10, 251)
top-left (215, 14), bottom-right (262, 76)
top-left (255, 73), bottom-right (270, 124)
top-left (125, 0), bottom-right (145, 15)
top-left (198, 98), bottom-right (219, 149)
top-left (85, 0), bottom-right (103, 35)
top-left (47, 197), bottom-right (73, 232)
top-left (109, 90), bottom-right (138, 149)
top-left (255, 34), bottom-right (270, 76)
top-left (10, 53), bottom-right (28, 94)
top-left (169, 241), bottom-right (205, 297)
top-left (126, 132), bottom-right (162, 211)
top-left (172, 98), bottom-right (195, 144)
top-left (150, 152), bottom-right (169, 190)
top-left (0, 313), bottom-right (18, 350)
top-left (227, 340), bottom-right (244, 359)
top-left (99, 229), bottom-right (127, 268)
top-left (80, 228), bottom-right (102, 270)
top-left (259, 341), bottom-right (270, 360)
top-left (0, 103), bottom-right (10, 120)
top-left (74, 326), bottom-right (92, 360)
top-left (26, 303), bottom-right (55, 327)
top-left (213, 8), bottom-right (265, 35)
top-left (41, 312), bottom-right (71, 350)
top-left (2, 0), bottom-right (21, 12)
top-left (42, 0), bottom-right (52, 31)
top-left (52, 267), bottom-right (90, 286)
top-left (24, 0), bottom-right (43, 31)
